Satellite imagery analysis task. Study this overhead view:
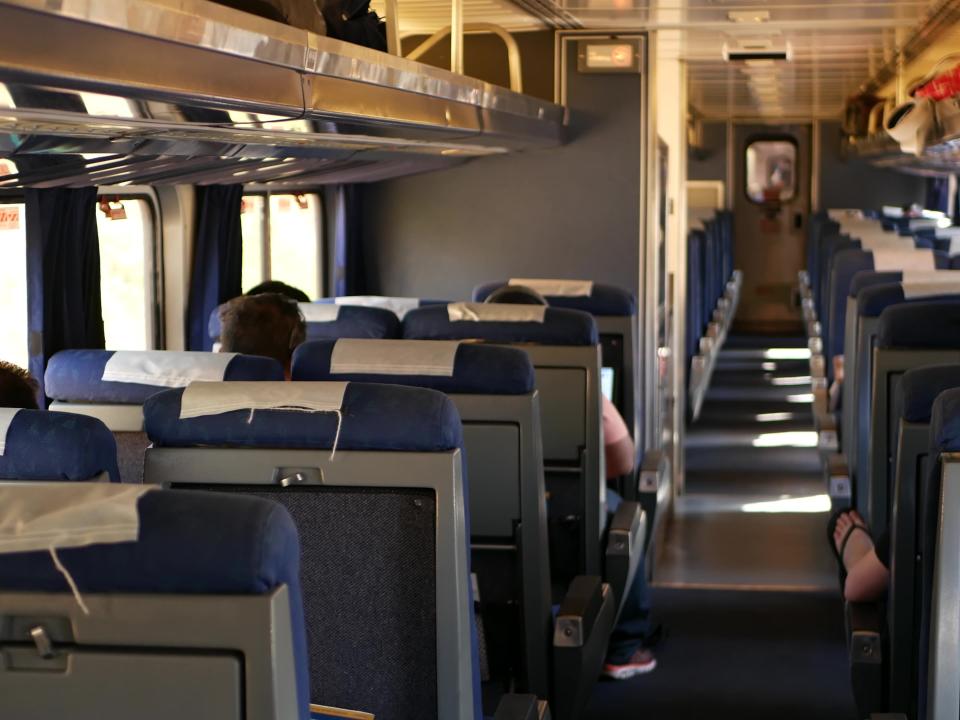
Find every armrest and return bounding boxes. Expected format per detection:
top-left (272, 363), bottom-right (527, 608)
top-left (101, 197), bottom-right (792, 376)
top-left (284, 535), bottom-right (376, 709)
top-left (816, 411), bottom-right (839, 453)
top-left (554, 576), bottom-right (609, 648)
top-left (824, 453), bottom-right (852, 504)
top-left (493, 694), bottom-right (550, 720)
top-left (846, 601), bottom-right (884, 719)
top-left (552, 577), bottom-right (615, 720)
top-left (605, 502), bottom-right (645, 620)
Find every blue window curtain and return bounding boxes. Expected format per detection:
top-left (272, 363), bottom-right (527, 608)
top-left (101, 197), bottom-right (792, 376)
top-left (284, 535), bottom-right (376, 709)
top-left (926, 176), bottom-right (950, 213)
top-left (25, 187), bottom-right (105, 399)
top-left (329, 184), bottom-right (368, 297)
top-left (186, 185), bottom-right (244, 350)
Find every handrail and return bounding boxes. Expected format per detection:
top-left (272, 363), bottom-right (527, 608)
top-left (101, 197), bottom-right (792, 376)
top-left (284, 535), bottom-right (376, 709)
top-left (407, 22), bottom-right (524, 94)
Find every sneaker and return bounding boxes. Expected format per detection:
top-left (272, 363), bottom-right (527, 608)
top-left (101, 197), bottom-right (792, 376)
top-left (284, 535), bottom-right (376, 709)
top-left (601, 649), bottom-right (657, 680)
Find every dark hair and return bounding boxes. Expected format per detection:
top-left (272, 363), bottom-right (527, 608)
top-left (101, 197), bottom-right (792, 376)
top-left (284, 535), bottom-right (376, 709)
top-left (0, 361), bottom-right (39, 409)
top-left (483, 285), bottom-right (549, 306)
top-left (219, 293), bottom-right (306, 369)
top-left (246, 280), bottom-right (310, 303)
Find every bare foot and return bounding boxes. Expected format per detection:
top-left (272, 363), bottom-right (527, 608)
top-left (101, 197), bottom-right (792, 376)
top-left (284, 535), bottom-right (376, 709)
top-left (833, 511), bottom-right (874, 571)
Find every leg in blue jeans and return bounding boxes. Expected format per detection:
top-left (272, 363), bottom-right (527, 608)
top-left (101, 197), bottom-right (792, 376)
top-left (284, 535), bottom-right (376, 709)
top-left (604, 488), bottom-right (653, 664)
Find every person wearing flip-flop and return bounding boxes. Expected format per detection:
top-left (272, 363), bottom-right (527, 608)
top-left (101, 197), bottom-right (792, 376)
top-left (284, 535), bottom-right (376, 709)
top-left (831, 510), bottom-right (890, 602)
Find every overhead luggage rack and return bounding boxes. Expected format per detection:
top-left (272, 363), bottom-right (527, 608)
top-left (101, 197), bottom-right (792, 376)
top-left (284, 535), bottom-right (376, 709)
top-left (0, 0), bottom-right (567, 187)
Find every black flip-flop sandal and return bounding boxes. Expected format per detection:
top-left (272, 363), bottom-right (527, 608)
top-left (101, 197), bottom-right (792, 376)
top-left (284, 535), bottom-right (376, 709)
top-left (826, 510), bottom-right (870, 586)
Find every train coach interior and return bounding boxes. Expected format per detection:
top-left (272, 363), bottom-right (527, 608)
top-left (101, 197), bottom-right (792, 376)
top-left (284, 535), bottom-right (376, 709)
top-left (3, 1), bottom-right (960, 719)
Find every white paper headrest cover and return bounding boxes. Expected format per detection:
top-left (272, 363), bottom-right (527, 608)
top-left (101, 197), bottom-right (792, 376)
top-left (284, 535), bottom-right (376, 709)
top-left (871, 249), bottom-right (935, 272)
top-left (0, 483), bottom-right (154, 555)
top-left (103, 351), bottom-right (238, 388)
top-left (331, 339), bottom-right (461, 377)
top-left (299, 303), bottom-right (341, 323)
top-left (448, 302), bottom-right (546, 323)
top-left (508, 278), bottom-right (594, 297)
top-left (179, 381), bottom-right (349, 419)
top-left (901, 280), bottom-right (960, 299)
top-left (0, 407), bottom-right (20, 456)
top-left (334, 295), bottom-right (420, 319)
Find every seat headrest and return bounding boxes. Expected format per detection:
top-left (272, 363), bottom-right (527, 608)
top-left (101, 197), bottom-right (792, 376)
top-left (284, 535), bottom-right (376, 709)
top-left (849, 271), bottom-right (905, 299)
top-left (145, 382), bottom-right (463, 452)
top-left (209, 303), bottom-right (402, 342)
top-left (857, 281), bottom-right (960, 318)
top-left (901, 365), bottom-right (960, 423)
top-left (878, 301), bottom-right (960, 349)
top-left (0, 488), bottom-right (308, 718)
top-left (45, 350), bottom-right (283, 404)
top-left (317, 295), bottom-right (448, 320)
top-left (931, 387), bottom-right (960, 453)
top-left (0, 409), bottom-right (119, 482)
top-left (471, 280), bottom-right (636, 316)
top-left (402, 305), bottom-right (598, 346)
top-left (291, 339), bottom-right (535, 395)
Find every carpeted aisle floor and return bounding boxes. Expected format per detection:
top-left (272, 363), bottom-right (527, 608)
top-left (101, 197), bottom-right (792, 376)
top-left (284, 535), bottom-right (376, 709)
top-left (584, 334), bottom-right (858, 720)
top-left (583, 587), bottom-right (857, 720)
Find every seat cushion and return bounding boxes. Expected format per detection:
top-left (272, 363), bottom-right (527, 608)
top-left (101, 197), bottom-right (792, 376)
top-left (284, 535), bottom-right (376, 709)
top-left (0, 488), bottom-right (308, 718)
top-left (291, 340), bottom-right (535, 395)
top-left (403, 305), bottom-right (598, 346)
top-left (0, 410), bottom-right (119, 482)
top-left (145, 382), bottom-right (463, 452)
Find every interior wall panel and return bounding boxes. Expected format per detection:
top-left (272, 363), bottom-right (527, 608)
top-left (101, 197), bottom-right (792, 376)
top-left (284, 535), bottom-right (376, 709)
top-left (360, 38), bottom-right (643, 302)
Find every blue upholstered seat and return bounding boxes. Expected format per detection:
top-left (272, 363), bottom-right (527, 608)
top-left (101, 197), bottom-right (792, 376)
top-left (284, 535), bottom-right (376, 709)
top-left (0, 488), bottom-right (309, 719)
top-left (878, 302), bottom-right (960, 350)
top-left (209, 304), bottom-right (401, 342)
top-left (0, 409), bottom-right (119, 482)
top-left (857, 283), bottom-right (960, 319)
top-left (145, 382), bottom-right (463, 452)
top-left (471, 281), bottom-right (636, 316)
top-left (901, 366), bottom-right (960, 423)
top-left (45, 349), bottom-right (283, 404)
top-left (931, 388), bottom-right (960, 453)
top-left (291, 340), bottom-right (534, 395)
top-left (402, 305), bottom-right (598, 346)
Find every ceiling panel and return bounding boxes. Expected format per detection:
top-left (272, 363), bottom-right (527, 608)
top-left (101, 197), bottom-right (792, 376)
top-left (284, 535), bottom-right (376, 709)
top-left (378, 0), bottom-right (951, 118)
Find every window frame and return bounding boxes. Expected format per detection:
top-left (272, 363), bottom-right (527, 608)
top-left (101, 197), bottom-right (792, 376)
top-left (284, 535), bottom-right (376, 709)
top-left (241, 190), bottom-right (326, 298)
top-left (743, 135), bottom-right (799, 205)
top-left (96, 187), bottom-right (164, 350)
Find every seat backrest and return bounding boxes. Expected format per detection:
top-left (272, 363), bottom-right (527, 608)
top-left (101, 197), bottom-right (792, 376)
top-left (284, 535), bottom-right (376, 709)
top-left (142, 381), bottom-right (479, 720)
top-left (843, 277), bottom-right (960, 497)
top-left (45, 350), bottom-right (283, 483)
top-left (0, 487), bottom-right (308, 720)
top-left (291, 338), bottom-right (553, 699)
top-left (0, 409), bottom-right (119, 483)
top-left (402, 303), bottom-right (605, 577)
top-left (316, 295), bottom-right (447, 321)
top-left (209, 303), bottom-right (401, 342)
top-left (826, 248), bottom-right (942, 378)
top-left (887, 365), bottom-right (960, 714)
top-left (471, 279), bottom-right (637, 435)
top-left (919, 388), bottom-right (960, 720)
top-left (865, 302), bottom-right (960, 529)
top-left (687, 230), bottom-right (705, 370)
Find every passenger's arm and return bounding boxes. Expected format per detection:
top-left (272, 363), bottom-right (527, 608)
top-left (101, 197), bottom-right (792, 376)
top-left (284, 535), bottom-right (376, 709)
top-left (843, 550), bottom-right (889, 603)
top-left (605, 436), bottom-right (635, 479)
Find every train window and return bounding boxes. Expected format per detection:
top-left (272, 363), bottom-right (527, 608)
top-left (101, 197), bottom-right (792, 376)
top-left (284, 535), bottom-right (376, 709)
top-left (241, 193), bottom-right (323, 299)
top-left (96, 196), bottom-right (156, 350)
top-left (0, 198), bottom-right (28, 368)
top-left (745, 139), bottom-right (796, 203)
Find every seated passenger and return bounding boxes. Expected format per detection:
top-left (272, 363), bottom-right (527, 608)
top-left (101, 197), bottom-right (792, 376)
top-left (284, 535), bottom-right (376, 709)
top-left (246, 280), bottom-right (311, 303)
top-left (829, 510), bottom-right (889, 602)
top-left (219, 293), bottom-right (306, 378)
top-left (484, 284), bottom-right (658, 679)
top-left (0, 361), bottom-right (39, 409)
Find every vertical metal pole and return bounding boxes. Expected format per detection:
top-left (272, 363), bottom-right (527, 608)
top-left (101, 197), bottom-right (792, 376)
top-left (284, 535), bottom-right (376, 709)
top-left (384, 0), bottom-right (401, 57)
top-left (451, 0), bottom-right (464, 75)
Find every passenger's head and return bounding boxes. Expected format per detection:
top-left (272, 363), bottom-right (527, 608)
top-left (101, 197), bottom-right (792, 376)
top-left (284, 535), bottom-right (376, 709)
top-left (219, 294), bottom-right (306, 377)
top-left (483, 285), bottom-right (548, 306)
top-left (246, 280), bottom-right (310, 303)
top-left (0, 362), bottom-right (39, 409)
